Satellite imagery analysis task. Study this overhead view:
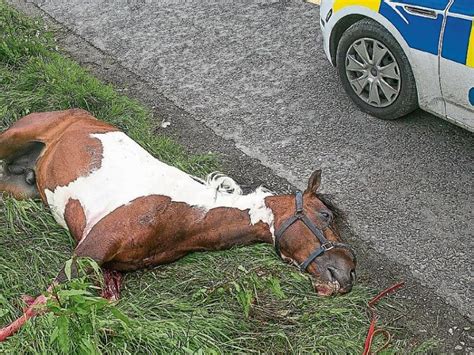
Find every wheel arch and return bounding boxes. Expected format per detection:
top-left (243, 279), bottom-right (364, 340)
top-left (328, 9), bottom-right (414, 67)
top-left (329, 14), bottom-right (366, 65)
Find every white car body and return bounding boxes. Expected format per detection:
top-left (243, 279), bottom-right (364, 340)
top-left (320, 0), bottom-right (474, 131)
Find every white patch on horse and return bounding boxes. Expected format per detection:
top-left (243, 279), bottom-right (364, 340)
top-left (44, 132), bottom-right (275, 244)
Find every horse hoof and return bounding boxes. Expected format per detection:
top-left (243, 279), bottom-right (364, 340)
top-left (21, 295), bottom-right (36, 307)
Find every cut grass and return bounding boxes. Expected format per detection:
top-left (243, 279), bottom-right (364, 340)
top-left (0, 2), bottom-right (436, 353)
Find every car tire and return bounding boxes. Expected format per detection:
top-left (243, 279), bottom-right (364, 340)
top-left (336, 18), bottom-right (418, 120)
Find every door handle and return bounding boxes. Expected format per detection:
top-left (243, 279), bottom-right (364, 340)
top-left (404, 5), bottom-right (438, 19)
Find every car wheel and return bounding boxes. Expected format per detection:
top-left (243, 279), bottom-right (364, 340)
top-left (336, 18), bottom-right (418, 120)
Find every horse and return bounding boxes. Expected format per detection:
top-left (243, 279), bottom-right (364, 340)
top-left (0, 109), bottom-right (356, 341)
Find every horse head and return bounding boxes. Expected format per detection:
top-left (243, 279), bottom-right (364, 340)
top-left (266, 170), bottom-right (356, 296)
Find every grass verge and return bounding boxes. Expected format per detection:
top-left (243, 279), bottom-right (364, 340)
top-left (0, 2), bottom-right (436, 353)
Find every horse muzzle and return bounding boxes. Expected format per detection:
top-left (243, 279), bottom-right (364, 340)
top-left (312, 266), bottom-right (356, 296)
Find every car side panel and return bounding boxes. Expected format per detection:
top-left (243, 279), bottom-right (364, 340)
top-left (442, 15), bottom-right (472, 65)
top-left (449, 0), bottom-right (474, 17)
top-left (439, 0), bottom-right (474, 131)
top-left (378, 1), bottom-right (446, 55)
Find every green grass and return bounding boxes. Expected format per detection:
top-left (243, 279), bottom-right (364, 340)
top-left (0, 2), bottom-right (436, 353)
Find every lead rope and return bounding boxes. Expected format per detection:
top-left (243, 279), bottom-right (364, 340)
top-left (363, 281), bottom-right (405, 355)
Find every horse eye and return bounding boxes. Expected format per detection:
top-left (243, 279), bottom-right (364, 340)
top-left (320, 211), bottom-right (332, 221)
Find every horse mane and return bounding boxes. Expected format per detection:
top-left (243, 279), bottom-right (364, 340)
top-left (192, 172), bottom-right (243, 195)
top-left (192, 173), bottom-right (343, 226)
top-left (205, 172), bottom-right (243, 195)
top-left (192, 172), bottom-right (274, 200)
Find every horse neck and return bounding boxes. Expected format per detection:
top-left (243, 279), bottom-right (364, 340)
top-left (185, 190), bottom-right (276, 250)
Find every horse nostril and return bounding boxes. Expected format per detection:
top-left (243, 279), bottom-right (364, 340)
top-left (327, 267), bottom-right (337, 282)
top-left (350, 269), bottom-right (356, 282)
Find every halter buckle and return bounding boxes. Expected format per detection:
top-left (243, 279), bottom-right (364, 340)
top-left (295, 211), bottom-right (304, 219)
top-left (321, 242), bottom-right (334, 251)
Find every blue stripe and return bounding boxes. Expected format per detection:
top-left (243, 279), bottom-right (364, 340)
top-left (449, 0), bottom-right (474, 17)
top-left (380, 1), bottom-right (444, 55)
top-left (469, 88), bottom-right (474, 106)
top-left (441, 16), bottom-right (471, 64)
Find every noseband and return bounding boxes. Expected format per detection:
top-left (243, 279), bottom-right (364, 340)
top-left (274, 191), bottom-right (356, 272)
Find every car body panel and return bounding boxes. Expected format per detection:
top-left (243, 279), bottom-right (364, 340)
top-left (320, 0), bottom-right (474, 131)
top-left (449, 0), bottom-right (474, 17)
top-left (440, 0), bottom-right (474, 130)
top-left (379, 1), bottom-right (447, 56)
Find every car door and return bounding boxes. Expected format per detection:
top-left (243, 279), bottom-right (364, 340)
top-left (379, 0), bottom-right (450, 117)
top-left (440, 0), bottom-right (474, 131)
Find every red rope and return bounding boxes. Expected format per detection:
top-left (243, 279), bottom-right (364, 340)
top-left (362, 281), bottom-right (405, 355)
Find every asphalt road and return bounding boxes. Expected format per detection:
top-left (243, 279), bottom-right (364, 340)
top-left (27, 0), bottom-right (473, 320)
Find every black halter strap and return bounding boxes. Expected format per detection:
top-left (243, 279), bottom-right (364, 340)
top-left (274, 191), bottom-right (356, 272)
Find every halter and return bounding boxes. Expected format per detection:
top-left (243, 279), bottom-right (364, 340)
top-left (274, 191), bottom-right (356, 272)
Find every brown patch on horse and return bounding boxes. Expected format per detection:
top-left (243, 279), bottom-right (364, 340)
top-left (64, 198), bottom-right (86, 242)
top-left (71, 194), bottom-right (272, 272)
top-left (73, 195), bottom-right (174, 271)
top-left (37, 130), bottom-right (105, 192)
top-left (0, 109), bottom-right (91, 159)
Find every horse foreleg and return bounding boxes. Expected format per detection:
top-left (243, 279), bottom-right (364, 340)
top-left (0, 230), bottom-right (119, 342)
top-left (0, 285), bottom-right (54, 341)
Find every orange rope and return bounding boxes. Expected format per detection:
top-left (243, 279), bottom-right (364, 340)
top-left (363, 281), bottom-right (405, 355)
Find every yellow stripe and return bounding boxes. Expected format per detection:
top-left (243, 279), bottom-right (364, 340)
top-left (333, 0), bottom-right (381, 13)
top-left (467, 21), bottom-right (474, 68)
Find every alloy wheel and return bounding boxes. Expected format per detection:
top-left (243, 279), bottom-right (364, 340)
top-left (345, 38), bottom-right (401, 108)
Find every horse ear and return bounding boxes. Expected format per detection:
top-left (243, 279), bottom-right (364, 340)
top-left (306, 169), bottom-right (322, 195)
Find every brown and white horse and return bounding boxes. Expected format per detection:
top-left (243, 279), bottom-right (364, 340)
top-left (0, 109), bottom-right (356, 341)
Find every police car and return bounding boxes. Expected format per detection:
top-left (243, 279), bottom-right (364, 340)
top-left (320, 0), bottom-right (474, 131)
